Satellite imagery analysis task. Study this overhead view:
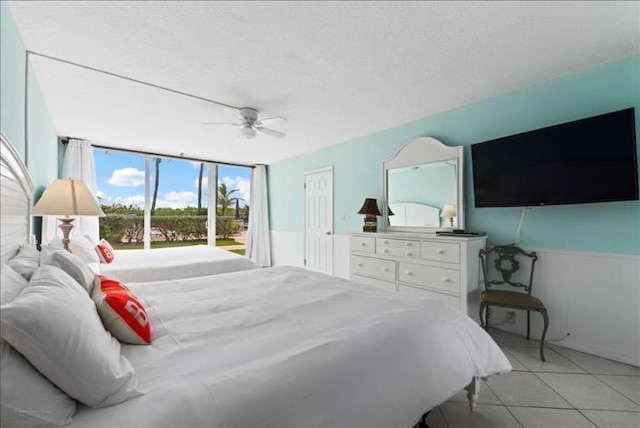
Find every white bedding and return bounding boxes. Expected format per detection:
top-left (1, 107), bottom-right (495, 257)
top-left (99, 245), bottom-right (258, 283)
top-left (69, 266), bottom-right (510, 428)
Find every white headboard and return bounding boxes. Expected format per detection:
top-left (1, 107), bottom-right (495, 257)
top-left (388, 203), bottom-right (440, 227)
top-left (1, 133), bottom-right (34, 263)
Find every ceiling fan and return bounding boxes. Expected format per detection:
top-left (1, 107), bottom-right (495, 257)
top-left (203, 107), bottom-right (286, 139)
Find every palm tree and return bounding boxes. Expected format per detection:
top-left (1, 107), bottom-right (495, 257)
top-left (151, 157), bottom-right (161, 214)
top-left (217, 183), bottom-right (240, 216)
top-left (197, 163), bottom-right (204, 215)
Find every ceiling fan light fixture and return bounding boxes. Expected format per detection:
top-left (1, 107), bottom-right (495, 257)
top-left (240, 124), bottom-right (257, 139)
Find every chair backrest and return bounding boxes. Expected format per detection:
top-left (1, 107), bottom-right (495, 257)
top-left (479, 245), bottom-right (538, 295)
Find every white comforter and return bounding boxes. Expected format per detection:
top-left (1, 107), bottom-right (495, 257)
top-left (71, 266), bottom-right (510, 428)
top-left (99, 245), bottom-right (257, 283)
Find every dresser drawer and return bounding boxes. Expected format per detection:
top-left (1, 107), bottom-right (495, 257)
top-left (376, 238), bottom-right (419, 249)
top-left (398, 262), bottom-right (460, 294)
top-left (376, 246), bottom-right (419, 259)
top-left (398, 284), bottom-right (460, 309)
top-left (351, 255), bottom-right (396, 282)
top-left (420, 241), bottom-right (460, 264)
top-left (351, 236), bottom-right (376, 253)
top-left (351, 274), bottom-right (396, 293)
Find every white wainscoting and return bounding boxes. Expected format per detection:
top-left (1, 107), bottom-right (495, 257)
top-left (489, 247), bottom-right (640, 367)
top-left (270, 230), bottom-right (350, 279)
top-left (270, 231), bottom-right (640, 366)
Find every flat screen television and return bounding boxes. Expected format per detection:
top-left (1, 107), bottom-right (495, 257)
top-left (471, 108), bottom-right (638, 208)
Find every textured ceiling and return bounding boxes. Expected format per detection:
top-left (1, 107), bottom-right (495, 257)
top-left (8, 1), bottom-right (640, 165)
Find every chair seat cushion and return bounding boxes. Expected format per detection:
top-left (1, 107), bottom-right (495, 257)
top-left (481, 290), bottom-right (545, 309)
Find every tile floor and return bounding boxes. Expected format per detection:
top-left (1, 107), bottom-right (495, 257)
top-left (424, 329), bottom-right (640, 428)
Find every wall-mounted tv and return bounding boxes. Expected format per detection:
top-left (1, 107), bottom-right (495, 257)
top-left (471, 108), bottom-right (638, 208)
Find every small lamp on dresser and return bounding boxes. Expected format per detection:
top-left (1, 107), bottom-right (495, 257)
top-left (441, 204), bottom-right (457, 228)
top-left (357, 198), bottom-right (381, 232)
top-left (32, 178), bottom-right (105, 251)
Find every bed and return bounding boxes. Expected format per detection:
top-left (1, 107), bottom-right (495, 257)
top-left (98, 244), bottom-right (258, 283)
top-left (1, 133), bottom-right (511, 427)
top-left (71, 266), bottom-right (510, 427)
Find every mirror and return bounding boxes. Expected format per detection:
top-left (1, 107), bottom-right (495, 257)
top-left (383, 137), bottom-right (464, 233)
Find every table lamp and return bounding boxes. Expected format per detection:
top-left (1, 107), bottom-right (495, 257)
top-left (32, 178), bottom-right (105, 251)
top-left (441, 204), bottom-right (457, 228)
top-left (357, 198), bottom-right (381, 232)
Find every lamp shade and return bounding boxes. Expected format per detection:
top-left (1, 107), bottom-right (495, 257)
top-left (32, 179), bottom-right (105, 217)
top-left (440, 204), bottom-right (457, 218)
top-left (357, 198), bottom-right (381, 216)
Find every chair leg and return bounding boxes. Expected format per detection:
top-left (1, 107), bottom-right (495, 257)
top-left (485, 306), bottom-right (491, 330)
top-left (526, 311), bottom-right (530, 340)
top-left (479, 303), bottom-right (485, 329)
top-left (539, 308), bottom-right (549, 362)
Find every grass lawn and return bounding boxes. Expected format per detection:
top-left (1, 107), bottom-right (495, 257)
top-left (230, 249), bottom-right (245, 255)
top-left (113, 239), bottom-right (243, 250)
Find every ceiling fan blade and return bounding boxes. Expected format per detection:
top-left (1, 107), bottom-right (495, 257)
top-left (202, 122), bottom-right (241, 126)
top-left (259, 116), bottom-right (286, 123)
top-left (256, 126), bottom-right (286, 138)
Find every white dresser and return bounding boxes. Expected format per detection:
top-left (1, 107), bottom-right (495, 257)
top-left (350, 232), bottom-right (486, 321)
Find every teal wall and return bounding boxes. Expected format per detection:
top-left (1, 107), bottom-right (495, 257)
top-left (1, 2), bottom-right (59, 241)
top-left (388, 164), bottom-right (456, 208)
top-left (268, 54), bottom-right (640, 255)
top-left (1, 1), bottom-right (26, 156)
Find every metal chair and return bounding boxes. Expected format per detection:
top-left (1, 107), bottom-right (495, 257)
top-left (479, 245), bottom-right (549, 361)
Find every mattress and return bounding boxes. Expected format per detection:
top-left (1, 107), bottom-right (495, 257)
top-left (98, 244), bottom-right (258, 282)
top-left (70, 266), bottom-right (511, 428)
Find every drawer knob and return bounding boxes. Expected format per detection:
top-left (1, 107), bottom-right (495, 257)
top-left (405, 271), bottom-right (413, 276)
top-left (382, 240), bottom-right (388, 244)
top-left (383, 267), bottom-right (390, 272)
top-left (358, 263), bottom-right (363, 267)
top-left (383, 249), bottom-right (389, 253)
top-left (441, 277), bottom-right (451, 283)
top-left (405, 252), bottom-right (413, 256)
top-left (436, 249), bottom-right (444, 255)
top-left (406, 242), bottom-right (413, 247)
top-left (360, 242), bottom-right (366, 246)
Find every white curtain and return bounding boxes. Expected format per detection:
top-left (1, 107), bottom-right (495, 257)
top-left (246, 164), bottom-right (271, 267)
top-left (61, 139), bottom-right (100, 243)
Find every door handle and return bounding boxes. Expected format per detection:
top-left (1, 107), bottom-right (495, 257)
top-left (325, 231), bottom-right (332, 235)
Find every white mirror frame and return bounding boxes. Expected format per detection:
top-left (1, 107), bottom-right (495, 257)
top-left (383, 136), bottom-right (464, 233)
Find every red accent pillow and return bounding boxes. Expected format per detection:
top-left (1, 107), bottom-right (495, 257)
top-left (96, 239), bottom-right (115, 264)
top-left (92, 276), bottom-right (151, 345)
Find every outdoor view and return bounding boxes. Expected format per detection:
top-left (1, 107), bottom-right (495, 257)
top-left (94, 149), bottom-right (251, 254)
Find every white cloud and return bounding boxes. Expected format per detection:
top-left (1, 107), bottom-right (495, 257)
top-left (113, 195), bottom-right (145, 208)
top-left (156, 191), bottom-right (198, 209)
top-left (107, 167), bottom-right (145, 187)
top-left (194, 177), bottom-right (208, 190)
top-left (221, 176), bottom-right (251, 204)
top-left (192, 176), bottom-right (250, 204)
top-left (96, 189), bottom-right (107, 201)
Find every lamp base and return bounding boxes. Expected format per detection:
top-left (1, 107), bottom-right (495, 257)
top-left (58, 217), bottom-right (75, 251)
top-left (363, 216), bottom-right (377, 233)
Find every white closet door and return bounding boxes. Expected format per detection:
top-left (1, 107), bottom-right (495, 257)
top-left (304, 167), bottom-right (333, 275)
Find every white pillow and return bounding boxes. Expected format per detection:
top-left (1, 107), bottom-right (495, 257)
top-left (0, 339), bottom-right (76, 427)
top-left (0, 263), bottom-right (29, 305)
top-left (40, 248), bottom-right (95, 294)
top-left (7, 245), bottom-right (40, 280)
top-left (48, 235), bottom-right (100, 264)
top-left (0, 265), bottom-right (142, 408)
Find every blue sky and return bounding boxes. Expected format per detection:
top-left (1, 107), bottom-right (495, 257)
top-left (95, 149), bottom-right (251, 209)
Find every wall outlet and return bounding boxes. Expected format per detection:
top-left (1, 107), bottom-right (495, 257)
top-left (506, 311), bottom-right (516, 324)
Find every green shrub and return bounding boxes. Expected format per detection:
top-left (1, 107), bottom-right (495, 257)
top-left (100, 214), bottom-right (237, 243)
top-left (216, 216), bottom-right (239, 240)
